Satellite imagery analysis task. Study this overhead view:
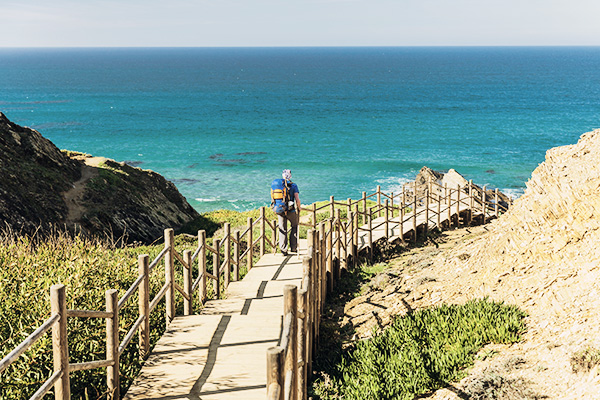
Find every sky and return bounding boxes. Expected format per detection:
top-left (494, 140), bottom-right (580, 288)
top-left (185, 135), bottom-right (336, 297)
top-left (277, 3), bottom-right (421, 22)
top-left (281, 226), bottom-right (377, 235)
top-left (1, 0), bottom-right (599, 47)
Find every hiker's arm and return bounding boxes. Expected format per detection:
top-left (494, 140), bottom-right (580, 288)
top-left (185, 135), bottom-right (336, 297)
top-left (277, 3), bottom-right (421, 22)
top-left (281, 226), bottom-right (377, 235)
top-left (295, 192), bottom-right (301, 212)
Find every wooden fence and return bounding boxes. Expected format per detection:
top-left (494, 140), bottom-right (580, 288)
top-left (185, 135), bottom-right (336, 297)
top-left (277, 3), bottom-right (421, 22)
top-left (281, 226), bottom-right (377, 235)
top-left (0, 179), bottom-right (508, 400)
top-left (267, 179), bottom-right (510, 400)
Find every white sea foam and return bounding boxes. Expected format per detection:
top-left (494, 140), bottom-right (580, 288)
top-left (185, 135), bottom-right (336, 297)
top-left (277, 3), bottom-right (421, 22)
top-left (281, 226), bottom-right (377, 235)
top-left (500, 188), bottom-right (525, 200)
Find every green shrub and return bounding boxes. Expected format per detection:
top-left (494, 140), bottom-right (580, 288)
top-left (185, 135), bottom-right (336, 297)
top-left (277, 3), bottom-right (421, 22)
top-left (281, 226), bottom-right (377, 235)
top-left (313, 298), bottom-right (526, 400)
top-left (0, 230), bottom-right (203, 399)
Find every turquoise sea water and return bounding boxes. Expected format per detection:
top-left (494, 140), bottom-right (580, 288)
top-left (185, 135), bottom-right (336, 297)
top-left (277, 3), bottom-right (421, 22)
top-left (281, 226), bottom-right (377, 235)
top-left (1, 47), bottom-right (599, 212)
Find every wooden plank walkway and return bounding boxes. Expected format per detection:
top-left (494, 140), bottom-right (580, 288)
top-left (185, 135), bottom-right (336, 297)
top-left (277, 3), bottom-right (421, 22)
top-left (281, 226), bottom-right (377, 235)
top-left (124, 249), bottom-right (308, 399)
top-left (124, 198), bottom-right (491, 399)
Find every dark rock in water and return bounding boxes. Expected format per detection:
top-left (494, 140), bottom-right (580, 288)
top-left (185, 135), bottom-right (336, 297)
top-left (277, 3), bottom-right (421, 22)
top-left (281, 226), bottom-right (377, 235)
top-left (485, 169), bottom-right (496, 174)
top-left (0, 112), bottom-right (199, 244)
top-left (216, 159), bottom-right (247, 166)
top-left (124, 160), bottom-right (143, 167)
top-left (209, 153), bottom-right (224, 159)
top-left (235, 151), bottom-right (267, 156)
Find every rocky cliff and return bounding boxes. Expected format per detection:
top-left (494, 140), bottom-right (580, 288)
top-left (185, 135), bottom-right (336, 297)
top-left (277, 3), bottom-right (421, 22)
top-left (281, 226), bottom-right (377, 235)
top-left (402, 129), bottom-right (600, 398)
top-left (0, 113), bottom-right (199, 243)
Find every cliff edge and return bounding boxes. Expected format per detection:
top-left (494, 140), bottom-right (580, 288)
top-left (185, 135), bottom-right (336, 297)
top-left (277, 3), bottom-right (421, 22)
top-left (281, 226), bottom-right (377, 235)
top-left (0, 113), bottom-right (199, 243)
top-left (410, 129), bottom-right (600, 398)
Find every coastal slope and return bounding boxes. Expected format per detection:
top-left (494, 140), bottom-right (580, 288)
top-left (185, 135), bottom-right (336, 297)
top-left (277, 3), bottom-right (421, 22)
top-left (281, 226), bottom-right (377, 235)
top-left (410, 128), bottom-right (600, 398)
top-left (0, 113), bottom-right (199, 243)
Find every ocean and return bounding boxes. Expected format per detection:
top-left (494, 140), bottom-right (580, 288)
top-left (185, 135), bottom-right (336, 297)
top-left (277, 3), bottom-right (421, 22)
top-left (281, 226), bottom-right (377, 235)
top-left (1, 47), bottom-right (599, 212)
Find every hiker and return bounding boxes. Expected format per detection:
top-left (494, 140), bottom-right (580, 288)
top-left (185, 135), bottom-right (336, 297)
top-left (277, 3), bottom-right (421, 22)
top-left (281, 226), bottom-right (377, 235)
top-left (271, 169), bottom-right (301, 256)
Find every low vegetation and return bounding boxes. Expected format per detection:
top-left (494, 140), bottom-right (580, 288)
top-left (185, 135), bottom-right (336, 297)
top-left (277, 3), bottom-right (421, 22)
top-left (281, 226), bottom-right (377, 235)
top-left (2, 204), bottom-right (526, 400)
top-left (570, 347), bottom-right (600, 374)
top-left (312, 297), bottom-right (526, 400)
top-left (0, 206), bottom-right (273, 399)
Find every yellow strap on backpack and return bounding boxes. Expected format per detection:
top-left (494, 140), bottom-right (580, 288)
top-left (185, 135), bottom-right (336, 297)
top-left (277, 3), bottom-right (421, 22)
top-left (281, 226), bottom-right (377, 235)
top-left (271, 188), bottom-right (286, 201)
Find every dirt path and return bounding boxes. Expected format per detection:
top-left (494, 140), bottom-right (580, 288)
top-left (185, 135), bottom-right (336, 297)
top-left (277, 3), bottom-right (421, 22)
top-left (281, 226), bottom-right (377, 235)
top-left (62, 156), bottom-right (106, 227)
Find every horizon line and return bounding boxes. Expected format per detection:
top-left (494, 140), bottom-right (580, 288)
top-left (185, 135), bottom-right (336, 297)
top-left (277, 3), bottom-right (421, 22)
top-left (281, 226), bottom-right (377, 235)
top-left (1, 44), bottom-right (600, 49)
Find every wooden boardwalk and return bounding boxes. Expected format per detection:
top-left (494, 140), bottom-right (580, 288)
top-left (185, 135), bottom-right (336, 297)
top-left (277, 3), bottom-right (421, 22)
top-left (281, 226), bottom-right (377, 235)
top-left (123, 250), bottom-right (307, 399)
top-left (1, 181), bottom-right (507, 400)
top-left (124, 197), bottom-right (491, 399)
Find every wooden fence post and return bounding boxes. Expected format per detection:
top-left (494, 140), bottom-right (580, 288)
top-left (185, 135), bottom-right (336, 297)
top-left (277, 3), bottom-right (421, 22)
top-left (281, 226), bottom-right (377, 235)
top-left (247, 217), bottom-right (254, 271)
top-left (298, 287), bottom-right (308, 400)
top-left (377, 185), bottom-right (382, 217)
top-left (482, 185), bottom-right (487, 224)
top-left (400, 189), bottom-right (405, 243)
top-left (390, 192), bottom-right (395, 218)
top-left (319, 223), bottom-right (326, 308)
top-left (412, 193), bottom-right (417, 244)
top-left (495, 188), bottom-right (499, 218)
top-left (224, 223), bottom-right (231, 288)
top-left (106, 289), bottom-right (119, 400)
top-left (437, 189), bottom-right (441, 230)
top-left (446, 184), bottom-right (451, 228)
top-left (456, 184), bottom-right (461, 226)
top-left (384, 199), bottom-right (389, 238)
top-left (138, 255), bottom-right (150, 359)
top-left (353, 204), bottom-right (359, 259)
top-left (469, 180), bottom-right (474, 226)
top-left (348, 211), bottom-right (354, 268)
top-left (335, 209), bottom-right (342, 278)
top-left (362, 191), bottom-right (367, 225)
top-left (267, 346), bottom-right (284, 400)
top-left (330, 196), bottom-right (335, 219)
top-left (234, 230), bottom-right (240, 281)
top-left (183, 250), bottom-right (192, 315)
top-left (165, 228), bottom-right (175, 326)
top-left (260, 207), bottom-right (266, 256)
top-left (368, 206), bottom-right (373, 263)
top-left (425, 188), bottom-right (429, 234)
top-left (199, 230), bottom-right (207, 303)
top-left (214, 237), bottom-right (220, 299)
top-left (313, 231), bottom-right (321, 350)
top-left (51, 284), bottom-right (70, 400)
top-left (347, 198), bottom-right (352, 221)
top-left (312, 203), bottom-right (317, 229)
top-left (327, 219), bottom-right (334, 293)
top-left (284, 285), bottom-right (298, 400)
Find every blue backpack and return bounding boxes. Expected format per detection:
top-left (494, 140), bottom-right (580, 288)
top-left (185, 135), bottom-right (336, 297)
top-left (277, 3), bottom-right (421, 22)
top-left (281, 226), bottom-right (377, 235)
top-left (271, 178), bottom-right (292, 215)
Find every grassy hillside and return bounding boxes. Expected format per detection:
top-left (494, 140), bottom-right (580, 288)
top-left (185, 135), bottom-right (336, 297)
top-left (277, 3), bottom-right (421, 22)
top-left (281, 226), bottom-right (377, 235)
top-left (0, 205), bottom-right (281, 399)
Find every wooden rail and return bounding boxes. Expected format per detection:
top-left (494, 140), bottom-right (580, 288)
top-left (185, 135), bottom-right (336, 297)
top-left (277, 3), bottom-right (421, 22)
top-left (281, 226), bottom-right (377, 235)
top-left (268, 178), bottom-right (509, 399)
top-left (1, 178), bottom-right (508, 400)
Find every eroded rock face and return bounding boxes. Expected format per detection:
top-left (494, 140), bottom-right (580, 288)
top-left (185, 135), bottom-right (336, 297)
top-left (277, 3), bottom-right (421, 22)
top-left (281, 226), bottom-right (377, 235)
top-left (0, 113), bottom-right (199, 243)
top-left (0, 112), bottom-right (81, 232)
top-left (79, 158), bottom-right (200, 243)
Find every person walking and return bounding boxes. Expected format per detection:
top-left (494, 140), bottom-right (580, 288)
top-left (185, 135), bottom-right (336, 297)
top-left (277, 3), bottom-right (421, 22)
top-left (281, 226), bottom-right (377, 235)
top-left (270, 169), bottom-right (301, 256)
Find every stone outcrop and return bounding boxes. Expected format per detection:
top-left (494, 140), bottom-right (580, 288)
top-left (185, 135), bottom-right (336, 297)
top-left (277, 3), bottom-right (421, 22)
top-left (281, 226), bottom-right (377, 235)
top-left (0, 113), bottom-right (199, 243)
top-left (414, 166), bottom-right (511, 209)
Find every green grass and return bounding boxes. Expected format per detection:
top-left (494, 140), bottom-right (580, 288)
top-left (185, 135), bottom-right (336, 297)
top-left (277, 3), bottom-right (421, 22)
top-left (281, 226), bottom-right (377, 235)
top-left (0, 217), bottom-right (261, 399)
top-left (312, 298), bottom-right (526, 400)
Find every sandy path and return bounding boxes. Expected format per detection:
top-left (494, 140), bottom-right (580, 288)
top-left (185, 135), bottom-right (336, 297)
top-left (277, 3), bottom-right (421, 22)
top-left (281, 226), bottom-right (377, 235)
top-left (63, 156), bottom-right (106, 227)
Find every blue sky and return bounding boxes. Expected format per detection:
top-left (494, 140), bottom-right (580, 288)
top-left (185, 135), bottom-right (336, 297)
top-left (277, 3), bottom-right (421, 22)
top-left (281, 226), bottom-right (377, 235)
top-left (1, 0), bottom-right (599, 47)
